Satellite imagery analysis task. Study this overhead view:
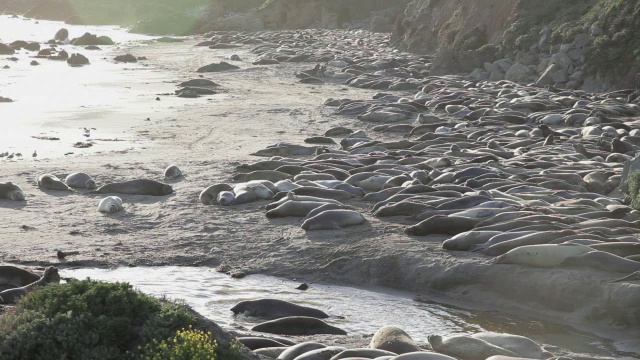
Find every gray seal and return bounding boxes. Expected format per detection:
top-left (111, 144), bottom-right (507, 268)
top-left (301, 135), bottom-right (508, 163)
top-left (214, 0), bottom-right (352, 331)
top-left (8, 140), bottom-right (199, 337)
top-left (231, 298), bottom-right (328, 319)
top-left (0, 182), bottom-right (25, 201)
top-left (37, 174), bottom-right (70, 191)
top-left (251, 316), bottom-right (347, 336)
top-left (92, 179), bottom-right (173, 196)
top-left (0, 266), bottom-right (60, 304)
top-left (65, 172), bottom-right (97, 189)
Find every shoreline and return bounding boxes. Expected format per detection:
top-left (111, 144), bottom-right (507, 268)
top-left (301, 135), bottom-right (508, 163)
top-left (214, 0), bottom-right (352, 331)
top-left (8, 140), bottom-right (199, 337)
top-left (1, 20), bottom-right (640, 359)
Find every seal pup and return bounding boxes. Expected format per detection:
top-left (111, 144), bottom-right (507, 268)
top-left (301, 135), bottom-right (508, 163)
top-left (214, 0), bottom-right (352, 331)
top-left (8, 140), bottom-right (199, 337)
top-left (199, 184), bottom-right (233, 205)
top-left (98, 196), bottom-right (123, 213)
top-left (164, 164), bottom-right (182, 179)
top-left (65, 173), bottom-right (96, 189)
top-left (369, 325), bottom-right (421, 354)
top-left (37, 174), bottom-right (70, 191)
top-left (231, 298), bottom-right (328, 319)
top-left (0, 182), bottom-right (25, 201)
top-left (251, 316), bottom-right (346, 336)
top-left (427, 335), bottom-right (518, 359)
top-left (301, 210), bottom-right (366, 230)
top-left (0, 266), bottom-right (60, 304)
top-left (92, 179), bottom-right (173, 196)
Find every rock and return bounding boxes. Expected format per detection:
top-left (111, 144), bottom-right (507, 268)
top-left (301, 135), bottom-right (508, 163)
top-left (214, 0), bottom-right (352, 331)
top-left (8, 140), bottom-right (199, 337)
top-left (85, 45), bottom-right (101, 51)
top-left (505, 63), bottom-right (534, 83)
top-left (549, 52), bottom-right (572, 71)
top-left (30, 60), bottom-right (39, 66)
top-left (489, 63), bottom-right (504, 81)
top-left (536, 64), bottom-right (562, 87)
top-left (65, 15), bottom-right (84, 25)
top-left (568, 48), bottom-right (583, 61)
top-left (114, 54), bottom-right (137, 63)
top-left (197, 61), bottom-right (239, 73)
top-left (179, 79), bottom-right (219, 87)
top-left (0, 43), bottom-right (15, 55)
top-left (574, 33), bottom-right (589, 48)
top-left (24, 42), bottom-right (40, 51)
top-left (551, 68), bottom-right (569, 83)
top-left (369, 325), bottom-right (420, 355)
top-left (494, 59), bottom-right (512, 72)
top-left (539, 27), bottom-right (552, 49)
top-left (54, 28), bottom-right (69, 41)
top-left (590, 23), bottom-right (603, 37)
top-left (177, 90), bottom-right (199, 98)
top-left (67, 53), bottom-right (89, 66)
top-left (537, 57), bottom-right (550, 74)
top-left (0, 97), bottom-right (13, 103)
top-left (72, 33), bottom-right (114, 46)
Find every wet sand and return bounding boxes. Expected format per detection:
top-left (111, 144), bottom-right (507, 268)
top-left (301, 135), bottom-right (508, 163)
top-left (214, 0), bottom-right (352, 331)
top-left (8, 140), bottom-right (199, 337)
top-left (1, 22), bottom-right (640, 358)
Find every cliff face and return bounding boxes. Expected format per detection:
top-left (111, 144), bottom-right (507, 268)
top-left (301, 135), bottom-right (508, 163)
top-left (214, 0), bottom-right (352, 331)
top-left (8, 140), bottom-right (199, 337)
top-left (392, 0), bottom-right (518, 54)
top-left (393, 0), bottom-right (640, 91)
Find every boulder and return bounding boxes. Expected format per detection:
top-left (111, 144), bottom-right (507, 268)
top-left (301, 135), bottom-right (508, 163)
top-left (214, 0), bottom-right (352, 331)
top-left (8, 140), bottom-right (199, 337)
top-left (67, 53), bottom-right (89, 66)
top-left (54, 28), bottom-right (69, 41)
top-left (72, 33), bottom-right (114, 46)
top-left (0, 43), bottom-right (15, 55)
top-left (505, 63), bottom-right (534, 83)
top-left (536, 64), bottom-right (562, 87)
top-left (114, 54), bottom-right (137, 63)
top-left (197, 61), bottom-right (240, 73)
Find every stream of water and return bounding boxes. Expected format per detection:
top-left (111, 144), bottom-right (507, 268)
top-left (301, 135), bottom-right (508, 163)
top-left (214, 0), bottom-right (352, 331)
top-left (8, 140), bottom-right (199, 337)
top-left (62, 267), bottom-right (637, 359)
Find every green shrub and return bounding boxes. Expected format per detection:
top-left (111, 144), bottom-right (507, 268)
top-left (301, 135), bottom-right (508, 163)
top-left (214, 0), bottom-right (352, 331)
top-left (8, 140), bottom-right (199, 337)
top-left (139, 327), bottom-right (218, 360)
top-left (628, 170), bottom-right (640, 208)
top-left (0, 280), bottom-right (197, 360)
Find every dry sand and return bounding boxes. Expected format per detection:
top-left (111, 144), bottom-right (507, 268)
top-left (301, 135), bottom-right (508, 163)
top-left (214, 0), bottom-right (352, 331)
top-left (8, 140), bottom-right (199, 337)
top-left (2, 37), bottom-right (640, 355)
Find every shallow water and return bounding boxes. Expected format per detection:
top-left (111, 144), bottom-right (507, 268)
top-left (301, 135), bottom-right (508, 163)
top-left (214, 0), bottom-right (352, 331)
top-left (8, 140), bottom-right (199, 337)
top-left (0, 15), bottom-right (178, 157)
top-left (62, 266), bottom-right (637, 359)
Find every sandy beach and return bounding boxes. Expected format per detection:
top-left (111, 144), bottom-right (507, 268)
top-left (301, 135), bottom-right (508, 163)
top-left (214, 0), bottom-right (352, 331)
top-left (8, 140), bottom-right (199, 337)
top-left (1, 16), bottom-right (640, 359)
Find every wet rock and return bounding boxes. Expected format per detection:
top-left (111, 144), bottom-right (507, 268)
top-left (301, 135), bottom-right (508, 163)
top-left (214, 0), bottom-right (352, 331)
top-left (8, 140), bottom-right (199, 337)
top-left (114, 54), bottom-right (137, 63)
top-left (0, 43), bottom-right (15, 55)
top-left (197, 61), bottom-right (239, 73)
top-left (54, 28), bottom-right (69, 41)
top-left (67, 53), bottom-right (89, 66)
top-left (0, 97), bottom-right (13, 103)
top-left (71, 33), bottom-right (114, 46)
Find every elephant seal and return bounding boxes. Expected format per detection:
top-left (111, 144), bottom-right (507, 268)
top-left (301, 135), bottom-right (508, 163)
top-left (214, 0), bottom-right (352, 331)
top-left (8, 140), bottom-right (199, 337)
top-left (612, 270), bottom-right (640, 283)
top-left (0, 266), bottom-right (60, 304)
top-left (427, 335), bottom-right (518, 360)
top-left (303, 203), bottom-right (351, 220)
top-left (389, 352), bottom-right (456, 360)
top-left (0, 266), bottom-right (40, 291)
top-left (289, 186), bottom-right (353, 201)
top-left (98, 196), bottom-right (123, 213)
top-left (0, 182), bottom-right (25, 201)
top-left (199, 184), bottom-right (233, 205)
top-left (330, 349), bottom-right (397, 360)
top-left (481, 230), bottom-right (576, 257)
top-left (405, 216), bottom-right (477, 236)
top-left (217, 191), bottom-right (235, 206)
top-left (255, 347), bottom-right (288, 358)
top-left (231, 299), bottom-right (328, 319)
top-left (369, 326), bottom-right (420, 355)
top-left (65, 172), bottom-right (96, 189)
top-left (92, 179), bottom-right (173, 196)
top-left (37, 174), bottom-right (70, 191)
top-left (471, 332), bottom-right (547, 359)
top-left (266, 201), bottom-right (332, 218)
top-left (301, 210), bottom-right (366, 231)
top-left (495, 244), bottom-right (593, 268)
top-left (251, 316), bottom-right (346, 335)
top-left (560, 251), bottom-right (640, 273)
top-left (294, 346), bottom-right (346, 360)
top-left (164, 164), bottom-right (182, 179)
top-left (267, 193), bottom-right (343, 211)
top-left (233, 170), bottom-right (291, 183)
top-left (277, 342), bottom-right (326, 360)
top-left (442, 231), bottom-right (502, 251)
top-left (237, 337), bottom-right (287, 350)
top-left (589, 242), bottom-right (640, 257)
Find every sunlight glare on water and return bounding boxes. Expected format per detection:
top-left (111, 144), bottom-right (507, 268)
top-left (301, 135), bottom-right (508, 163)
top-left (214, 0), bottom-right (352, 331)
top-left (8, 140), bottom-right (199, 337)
top-left (0, 15), bottom-right (171, 157)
